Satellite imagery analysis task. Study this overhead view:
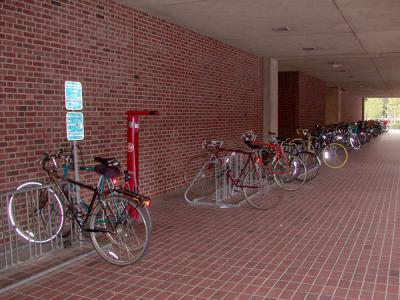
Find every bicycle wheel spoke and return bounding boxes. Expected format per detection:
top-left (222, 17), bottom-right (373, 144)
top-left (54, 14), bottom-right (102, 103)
top-left (298, 151), bottom-right (320, 181)
top-left (9, 182), bottom-right (64, 243)
top-left (243, 165), bottom-right (273, 210)
top-left (322, 143), bottom-right (348, 168)
top-left (90, 195), bottom-right (150, 265)
top-left (273, 157), bottom-right (307, 191)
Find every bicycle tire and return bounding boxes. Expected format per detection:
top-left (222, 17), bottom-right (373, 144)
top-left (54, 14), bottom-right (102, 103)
top-left (349, 134), bottom-right (361, 150)
top-left (243, 165), bottom-right (270, 210)
top-left (273, 156), bottom-right (307, 191)
top-left (183, 153), bottom-right (216, 198)
top-left (90, 194), bottom-right (150, 266)
top-left (322, 143), bottom-right (348, 168)
top-left (106, 191), bottom-right (153, 233)
top-left (298, 151), bottom-right (321, 181)
top-left (8, 181), bottom-right (64, 243)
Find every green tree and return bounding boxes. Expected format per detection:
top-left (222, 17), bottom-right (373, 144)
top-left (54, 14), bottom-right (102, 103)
top-left (365, 97), bottom-right (400, 128)
top-left (364, 98), bottom-right (385, 119)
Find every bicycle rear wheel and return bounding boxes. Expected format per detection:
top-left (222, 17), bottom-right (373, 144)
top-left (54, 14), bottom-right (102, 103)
top-left (184, 153), bottom-right (216, 198)
top-left (298, 151), bottom-right (320, 181)
top-left (322, 143), bottom-right (348, 168)
top-left (243, 166), bottom-right (270, 209)
top-left (273, 156), bottom-right (307, 191)
top-left (8, 182), bottom-right (64, 243)
top-left (90, 195), bottom-right (150, 266)
top-left (107, 191), bottom-right (153, 233)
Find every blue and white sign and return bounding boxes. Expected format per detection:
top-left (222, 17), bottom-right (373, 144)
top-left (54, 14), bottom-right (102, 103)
top-left (66, 112), bottom-right (84, 141)
top-left (65, 81), bottom-right (83, 110)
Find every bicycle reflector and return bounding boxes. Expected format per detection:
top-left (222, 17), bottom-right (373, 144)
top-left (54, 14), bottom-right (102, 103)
top-left (112, 178), bottom-right (118, 186)
top-left (144, 199), bottom-right (151, 207)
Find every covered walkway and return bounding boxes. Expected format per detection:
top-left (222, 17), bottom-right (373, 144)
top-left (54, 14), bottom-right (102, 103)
top-left (1, 132), bottom-right (400, 299)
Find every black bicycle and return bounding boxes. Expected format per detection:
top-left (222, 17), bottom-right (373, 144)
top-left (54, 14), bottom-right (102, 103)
top-left (8, 150), bottom-right (151, 266)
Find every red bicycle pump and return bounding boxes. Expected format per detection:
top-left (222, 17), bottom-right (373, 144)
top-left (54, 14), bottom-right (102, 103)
top-left (126, 110), bottom-right (159, 193)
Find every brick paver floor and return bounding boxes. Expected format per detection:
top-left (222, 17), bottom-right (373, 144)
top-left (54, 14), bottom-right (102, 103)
top-left (1, 131), bottom-right (399, 299)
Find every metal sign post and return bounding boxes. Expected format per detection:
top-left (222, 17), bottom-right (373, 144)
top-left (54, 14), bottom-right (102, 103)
top-left (65, 81), bottom-right (83, 245)
top-left (127, 110), bottom-right (159, 192)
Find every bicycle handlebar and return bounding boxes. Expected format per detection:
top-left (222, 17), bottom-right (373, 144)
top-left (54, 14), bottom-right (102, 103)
top-left (41, 148), bottom-right (74, 172)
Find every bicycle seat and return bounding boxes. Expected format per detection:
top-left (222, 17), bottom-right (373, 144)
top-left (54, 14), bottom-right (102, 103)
top-left (94, 156), bottom-right (120, 167)
top-left (94, 164), bottom-right (121, 178)
top-left (203, 140), bottom-right (224, 151)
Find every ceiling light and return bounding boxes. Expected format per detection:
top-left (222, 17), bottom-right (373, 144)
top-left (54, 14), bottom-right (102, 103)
top-left (272, 26), bottom-right (290, 32)
top-left (302, 47), bottom-right (318, 51)
top-left (331, 63), bottom-right (343, 68)
top-left (359, 85), bottom-right (365, 88)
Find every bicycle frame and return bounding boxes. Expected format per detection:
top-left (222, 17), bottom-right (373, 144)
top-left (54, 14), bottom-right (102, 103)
top-left (49, 168), bottom-right (146, 235)
top-left (250, 140), bottom-right (293, 176)
top-left (219, 148), bottom-right (260, 189)
top-left (48, 172), bottom-right (110, 232)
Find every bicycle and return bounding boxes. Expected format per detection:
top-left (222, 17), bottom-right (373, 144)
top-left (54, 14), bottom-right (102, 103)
top-left (282, 129), bottom-right (321, 181)
top-left (344, 123), bottom-right (361, 151)
top-left (8, 150), bottom-right (151, 266)
top-left (184, 140), bottom-right (270, 209)
top-left (332, 124), bottom-right (361, 151)
top-left (241, 131), bottom-right (308, 191)
top-left (293, 128), bottom-right (348, 169)
top-left (58, 147), bottom-right (152, 233)
top-left (184, 132), bottom-right (307, 210)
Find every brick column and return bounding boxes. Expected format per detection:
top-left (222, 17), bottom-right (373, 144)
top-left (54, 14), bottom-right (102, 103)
top-left (325, 87), bottom-right (340, 124)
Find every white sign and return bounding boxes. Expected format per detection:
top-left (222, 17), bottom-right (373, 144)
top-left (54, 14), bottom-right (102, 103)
top-left (65, 81), bottom-right (83, 110)
top-left (66, 112), bottom-right (84, 141)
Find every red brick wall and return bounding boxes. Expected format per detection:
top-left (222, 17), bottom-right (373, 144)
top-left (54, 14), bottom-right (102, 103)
top-left (0, 0), bottom-right (263, 194)
top-left (341, 92), bottom-right (363, 122)
top-left (278, 72), bottom-right (325, 138)
top-left (298, 72), bottom-right (325, 129)
top-left (278, 72), bottom-right (298, 138)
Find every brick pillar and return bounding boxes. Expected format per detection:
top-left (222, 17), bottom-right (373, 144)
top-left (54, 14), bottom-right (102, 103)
top-left (325, 87), bottom-right (340, 124)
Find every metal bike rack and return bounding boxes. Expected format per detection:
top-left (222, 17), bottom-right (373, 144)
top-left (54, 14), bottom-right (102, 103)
top-left (184, 152), bottom-right (249, 208)
top-left (0, 185), bottom-right (72, 271)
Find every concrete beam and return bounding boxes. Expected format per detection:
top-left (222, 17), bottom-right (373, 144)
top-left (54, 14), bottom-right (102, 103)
top-left (263, 57), bottom-right (278, 140)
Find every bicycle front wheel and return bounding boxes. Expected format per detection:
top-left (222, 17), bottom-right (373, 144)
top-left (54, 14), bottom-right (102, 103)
top-left (243, 165), bottom-right (270, 209)
top-left (8, 181), bottom-right (64, 243)
top-left (90, 195), bottom-right (151, 266)
top-left (349, 134), bottom-right (361, 150)
top-left (322, 143), bottom-right (348, 168)
top-left (184, 153), bottom-right (216, 198)
top-left (273, 156), bottom-right (307, 191)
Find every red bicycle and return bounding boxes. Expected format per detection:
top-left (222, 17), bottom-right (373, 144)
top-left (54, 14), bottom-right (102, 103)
top-left (184, 132), bottom-right (307, 210)
top-left (241, 131), bottom-right (307, 191)
top-left (183, 140), bottom-right (269, 209)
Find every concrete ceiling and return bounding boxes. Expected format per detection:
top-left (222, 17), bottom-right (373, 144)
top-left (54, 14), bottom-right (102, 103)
top-left (116, 0), bottom-right (400, 97)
